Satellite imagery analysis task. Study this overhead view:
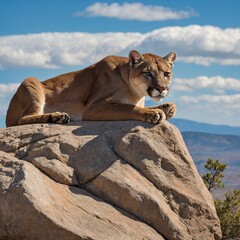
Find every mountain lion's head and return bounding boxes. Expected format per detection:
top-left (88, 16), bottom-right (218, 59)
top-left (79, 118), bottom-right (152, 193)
top-left (128, 50), bottom-right (176, 102)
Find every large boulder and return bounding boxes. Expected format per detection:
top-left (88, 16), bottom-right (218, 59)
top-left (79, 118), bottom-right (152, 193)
top-left (0, 121), bottom-right (221, 240)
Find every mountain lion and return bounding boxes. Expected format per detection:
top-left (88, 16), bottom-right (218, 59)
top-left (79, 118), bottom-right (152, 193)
top-left (6, 50), bottom-right (177, 127)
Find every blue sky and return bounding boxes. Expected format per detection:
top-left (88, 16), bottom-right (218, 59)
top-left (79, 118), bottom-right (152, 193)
top-left (0, 0), bottom-right (240, 127)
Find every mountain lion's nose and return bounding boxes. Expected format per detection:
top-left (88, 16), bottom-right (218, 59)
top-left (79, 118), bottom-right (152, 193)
top-left (156, 86), bottom-right (166, 93)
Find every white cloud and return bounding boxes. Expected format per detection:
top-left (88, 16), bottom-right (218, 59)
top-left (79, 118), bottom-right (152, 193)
top-left (173, 93), bottom-right (240, 126)
top-left (0, 25), bottom-right (240, 69)
top-left (166, 75), bottom-right (240, 126)
top-left (76, 2), bottom-right (196, 21)
top-left (136, 25), bottom-right (240, 66)
top-left (0, 83), bottom-right (20, 98)
top-left (179, 94), bottom-right (240, 106)
top-left (0, 32), bottom-right (143, 69)
top-left (173, 76), bottom-right (240, 93)
top-left (0, 83), bottom-right (20, 117)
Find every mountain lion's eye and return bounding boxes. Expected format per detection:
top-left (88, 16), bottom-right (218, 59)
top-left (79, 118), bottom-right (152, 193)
top-left (164, 72), bottom-right (170, 77)
top-left (144, 72), bottom-right (152, 77)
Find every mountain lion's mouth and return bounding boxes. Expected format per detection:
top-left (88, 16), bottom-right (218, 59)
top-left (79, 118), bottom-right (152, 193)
top-left (147, 87), bottom-right (168, 101)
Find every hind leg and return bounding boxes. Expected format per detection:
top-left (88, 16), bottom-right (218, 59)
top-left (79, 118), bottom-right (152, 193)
top-left (19, 112), bottom-right (70, 125)
top-left (17, 77), bottom-right (70, 125)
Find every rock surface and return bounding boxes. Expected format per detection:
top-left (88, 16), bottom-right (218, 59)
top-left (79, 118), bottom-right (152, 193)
top-left (0, 121), bottom-right (222, 240)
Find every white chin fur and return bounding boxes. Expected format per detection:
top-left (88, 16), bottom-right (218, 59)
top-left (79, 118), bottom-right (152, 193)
top-left (161, 90), bottom-right (168, 97)
top-left (151, 96), bottom-right (163, 102)
top-left (150, 89), bottom-right (168, 100)
top-left (151, 89), bottom-right (160, 97)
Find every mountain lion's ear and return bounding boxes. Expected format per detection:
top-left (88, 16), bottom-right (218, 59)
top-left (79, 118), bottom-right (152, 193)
top-left (164, 51), bottom-right (177, 68)
top-left (129, 50), bottom-right (144, 66)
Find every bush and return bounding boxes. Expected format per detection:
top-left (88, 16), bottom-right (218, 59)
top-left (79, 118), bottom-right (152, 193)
top-left (215, 190), bottom-right (240, 239)
top-left (202, 159), bottom-right (227, 191)
top-left (202, 159), bottom-right (240, 239)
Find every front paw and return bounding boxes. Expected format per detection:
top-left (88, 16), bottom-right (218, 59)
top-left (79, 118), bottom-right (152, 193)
top-left (144, 109), bottom-right (166, 124)
top-left (49, 112), bottom-right (70, 124)
top-left (158, 102), bottom-right (176, 120)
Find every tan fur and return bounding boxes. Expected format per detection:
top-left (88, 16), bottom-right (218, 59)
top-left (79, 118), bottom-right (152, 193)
top-left (6, 50), bottom-right (177, 127)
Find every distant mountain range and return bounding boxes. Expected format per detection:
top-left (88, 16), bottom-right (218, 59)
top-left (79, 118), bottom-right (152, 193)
top-left (181, 131), bottom-right (240, 198)
top-left (166, 118), bottom-right (240, 198)
top-left (169, 118), bottom-right (240, 136)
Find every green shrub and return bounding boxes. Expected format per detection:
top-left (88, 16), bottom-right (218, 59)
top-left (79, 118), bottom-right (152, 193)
top-left (202, 159), bottom-right (227, 191)
top-left (215, 190), bottom-right (240, 239)
top-left (202, 159), bottom-right (240, 239)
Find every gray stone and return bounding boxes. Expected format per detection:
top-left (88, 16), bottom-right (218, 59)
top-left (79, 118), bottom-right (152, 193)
top-left (0, 121), bottom-right (222, 239)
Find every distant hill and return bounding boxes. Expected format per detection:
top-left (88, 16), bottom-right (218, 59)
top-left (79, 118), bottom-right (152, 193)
top-left (182, 131), bottom-right (240, 198)
top-left (170, 118), bottom-right (240, 136)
